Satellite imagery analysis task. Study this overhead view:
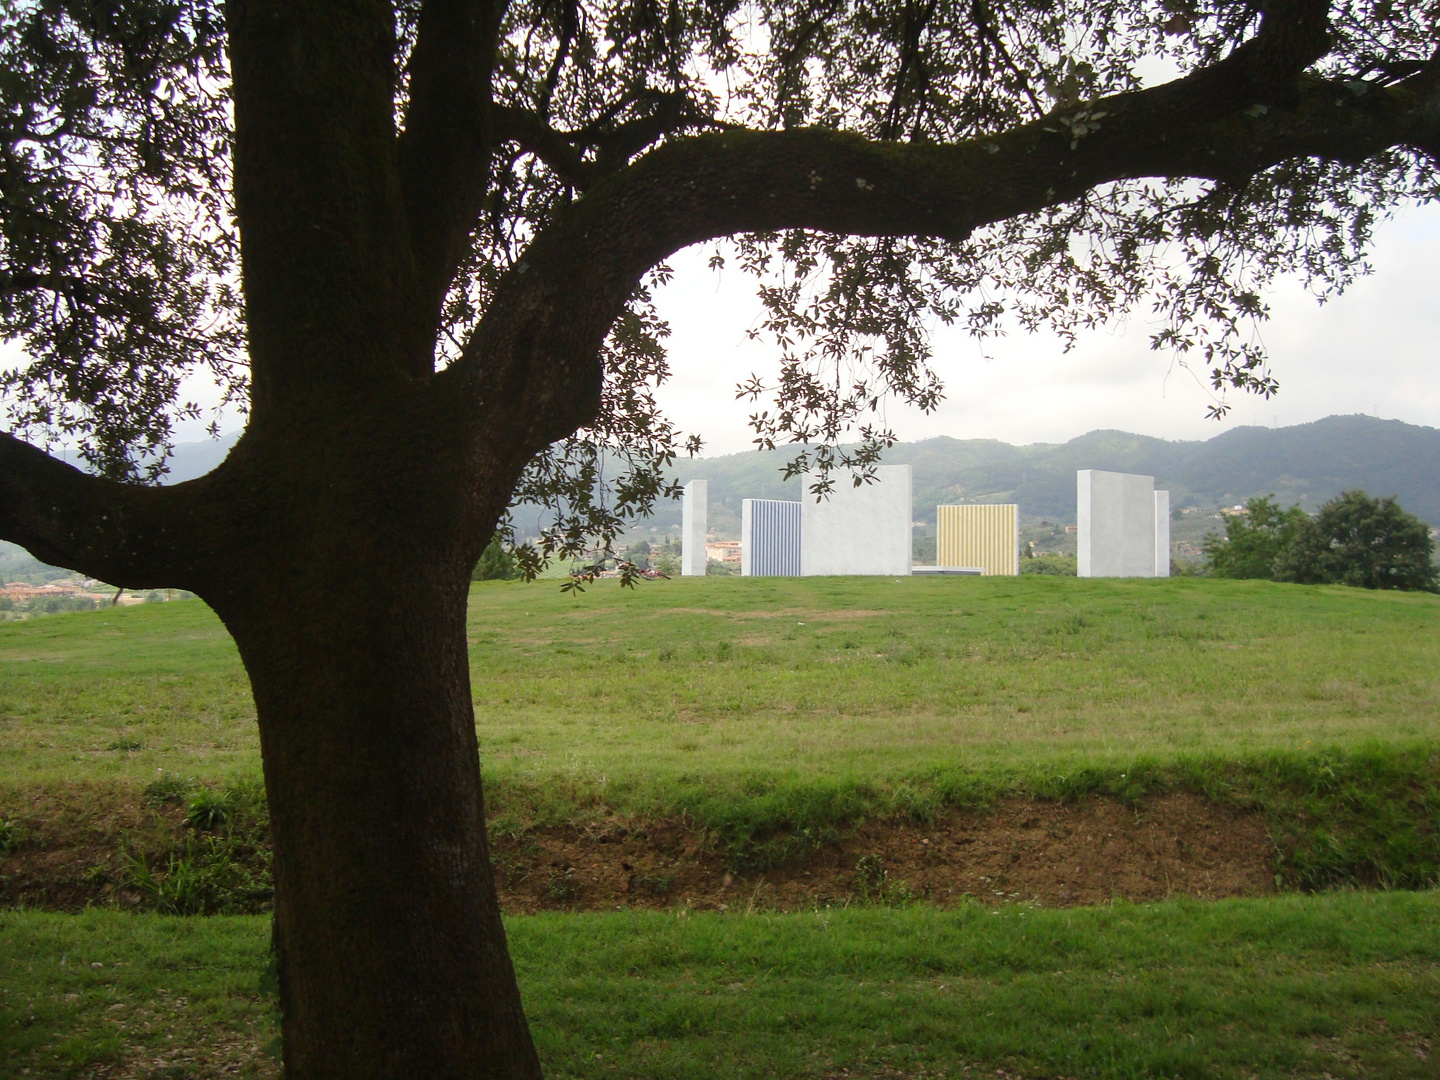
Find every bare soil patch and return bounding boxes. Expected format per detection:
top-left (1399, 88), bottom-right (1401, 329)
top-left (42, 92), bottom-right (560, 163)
top-left (0, 784), bottom-right (189, 910)
top-left (3, 785), bottom-right (1274, 913)
top-left (492, 792), bottom-right (1275, 912)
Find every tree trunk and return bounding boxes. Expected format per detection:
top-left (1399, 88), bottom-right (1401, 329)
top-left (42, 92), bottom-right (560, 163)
top-left (218, 552), bottom-right (543, 1080)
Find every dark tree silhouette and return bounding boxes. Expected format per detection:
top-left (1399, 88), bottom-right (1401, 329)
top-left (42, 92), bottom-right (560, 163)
top-left (2, 1), bottom-right (1438, 1076)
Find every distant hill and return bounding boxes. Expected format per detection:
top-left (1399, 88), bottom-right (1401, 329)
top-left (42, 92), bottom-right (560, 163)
top-left (7, 417), bottom-right (1438, 576)
top-left (158, 433), bottom-right (241, 483)
top-left (641, 415), bottom-right (1440, 536)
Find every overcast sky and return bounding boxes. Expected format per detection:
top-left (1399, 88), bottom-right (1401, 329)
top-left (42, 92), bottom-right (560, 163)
top-left (651, 201), bottom-right (1440, 456)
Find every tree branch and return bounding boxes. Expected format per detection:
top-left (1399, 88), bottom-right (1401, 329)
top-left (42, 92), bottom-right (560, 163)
top-left (0, 268), bottom-right (95, 301)
top-left (0, 433), bottom-right (205, 588)
top-left (491, 104), bottom-right (598, 188)
top-left (398, 0), bottom-right (508, 319)
top-left (492, 92), bottom-right (720, 192)
top-left (441, 29), bottom-right (1440, 471)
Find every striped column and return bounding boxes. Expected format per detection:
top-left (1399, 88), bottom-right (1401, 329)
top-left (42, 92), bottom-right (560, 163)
top-left (741, 499), bottom-right (802, 576)
top-left (935, 504), bottom-right (1019, 576)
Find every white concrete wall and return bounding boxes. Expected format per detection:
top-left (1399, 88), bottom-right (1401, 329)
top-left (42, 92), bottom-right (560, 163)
top-left (681, 479), bottom-right (707, 576)
top-left (1077, 469), bottom-right (1156, 577)
top-left (741, 499), bottom-right (802, 576)
top-left (800, 465), bottom-right (912, 576)
top-left (740, 499), bottom-right (752, 577)
top-left (1154, 490), bottom-right (1171, 578)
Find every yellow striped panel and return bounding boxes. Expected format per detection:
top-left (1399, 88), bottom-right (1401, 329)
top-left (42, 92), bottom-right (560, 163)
top-left (935, 504), bottom-right (1018, 576)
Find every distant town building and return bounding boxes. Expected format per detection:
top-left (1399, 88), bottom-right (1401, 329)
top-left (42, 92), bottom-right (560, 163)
top-left (705, 541), bottom-right (742, 564)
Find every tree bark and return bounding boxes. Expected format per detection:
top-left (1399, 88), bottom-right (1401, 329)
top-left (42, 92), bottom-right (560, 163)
top-left (214, 526), bottom-right (542, 1079)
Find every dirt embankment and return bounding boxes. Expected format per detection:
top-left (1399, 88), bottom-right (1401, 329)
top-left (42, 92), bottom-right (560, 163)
top-left (1, 786), bottom-right (1275, 913)
top-left (491, 792), bottom-right (1276, 912)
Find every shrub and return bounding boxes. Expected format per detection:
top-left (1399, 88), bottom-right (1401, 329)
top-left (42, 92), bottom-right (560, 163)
top-left (144, 773), bottom-right (196, 805)
top-left (472, 536), bottom-right (520, 581)
top-left (186, 788), bottom-right (236, 830)
top-left (27, 595), bottom-right (98, 615)
top-left (1020, 555), bottom-right (1076, 576)
top-left (125, 835), bottom-right (272, 915)
top-left (1204, 496), bottom-right (1311, 579)
top-left (1276, 490), bottom-right (1438, 591)
top-left (1206, 491), bottom-right (1437, 592)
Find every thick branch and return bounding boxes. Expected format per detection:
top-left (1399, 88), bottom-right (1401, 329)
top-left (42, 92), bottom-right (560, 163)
top-left (0, 433), bottom-right (204, 588)
top-left (491, 104), bottom-right (597, 187)
top-left (398, 0), bottom-right (506, 317)
top-left (229, 1), bottom-right (424, 411)
top-left (443, 55), bottom-right (1440, 466)
top-left (492, 92), bottom-right (717, 192)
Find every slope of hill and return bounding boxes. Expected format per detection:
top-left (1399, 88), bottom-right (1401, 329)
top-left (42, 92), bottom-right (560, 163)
top-left (159, 433), bottom-right (242, 483)
top-left (649, 415), bottom-right (1440, 536)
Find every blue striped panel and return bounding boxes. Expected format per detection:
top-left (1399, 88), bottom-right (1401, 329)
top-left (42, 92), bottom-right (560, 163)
top-left (748, 500), bottom-right (802, 576)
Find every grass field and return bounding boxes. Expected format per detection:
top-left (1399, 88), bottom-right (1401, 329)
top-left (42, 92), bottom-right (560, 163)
top-left (5, 892), bottom-right (1439, 1079)
top-left (3, 574), bottom-right (1438, 794)
top-left (3, 575), bottom-right (1440, 1077)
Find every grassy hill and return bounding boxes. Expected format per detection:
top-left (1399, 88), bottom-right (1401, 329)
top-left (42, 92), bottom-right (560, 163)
top-left (5, 576), bottom-right (1438, 858)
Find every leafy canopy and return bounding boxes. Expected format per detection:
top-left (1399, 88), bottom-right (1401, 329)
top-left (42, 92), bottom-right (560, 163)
top-left (1277, 490), bottom-right (1439, 591)
top-left (1207, 491), bottom-right (1438, 591)
top-left (2, 1), bottom-right (1437, 557)
top-left (1204, 495), bottom-right (1313, 579)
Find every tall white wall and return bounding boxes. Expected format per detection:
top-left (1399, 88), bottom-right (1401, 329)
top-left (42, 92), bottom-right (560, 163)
top-left (681, 479), bottom-right (707, 576)
top-left (1154, 490), bottom-right (1171, 578)
top-left (1077, 469), bottom-right (1156, 578)
top-left (800, 465), bottom-right (912, 576)
top-left (741, 499), bottom-right (802, 576)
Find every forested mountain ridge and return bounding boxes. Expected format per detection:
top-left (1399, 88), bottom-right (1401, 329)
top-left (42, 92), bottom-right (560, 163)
top-left (29, 414), bottom-right (1440, 552)
top-left (662, 415), bottom-right (1440, 535)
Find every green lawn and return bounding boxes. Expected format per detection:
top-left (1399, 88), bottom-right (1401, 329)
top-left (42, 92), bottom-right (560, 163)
top-left (2, 575), bottom-right (1438, 797)
top-left (5, 891), bottom-right (1439, 1079)
top-left (3, 578), bottom-right (1439, 1076)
